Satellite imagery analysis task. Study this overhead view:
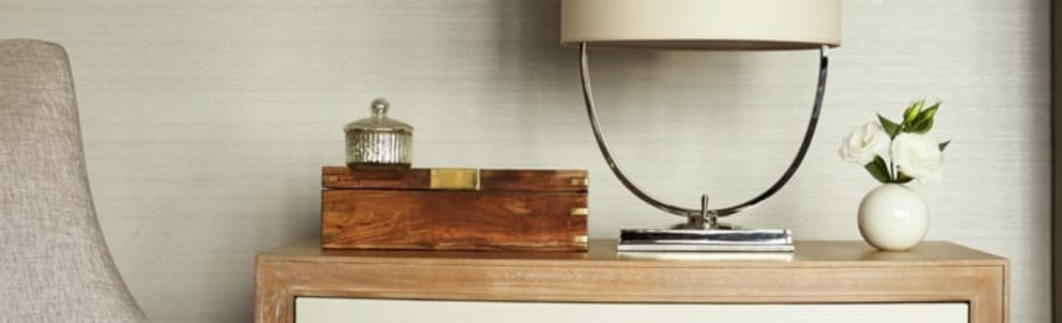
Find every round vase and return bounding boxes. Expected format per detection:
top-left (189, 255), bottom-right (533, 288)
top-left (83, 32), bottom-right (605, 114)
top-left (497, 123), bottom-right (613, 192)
top-left (857, 184), bottom-right (929, 251)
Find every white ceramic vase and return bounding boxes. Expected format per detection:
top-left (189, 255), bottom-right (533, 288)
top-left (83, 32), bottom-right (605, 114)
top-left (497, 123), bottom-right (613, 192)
top-left (857, 184), bottom-right (929, 251)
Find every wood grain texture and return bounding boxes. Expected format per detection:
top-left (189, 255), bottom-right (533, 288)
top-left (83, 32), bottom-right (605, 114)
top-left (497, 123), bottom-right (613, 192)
top-left (322, 166), bottom-right (588, 192)
top-left (322, 167), bottom-right (431, 190)
top-left (321, 190), bottom-right (588, 251)
top-left (255, 240), bottom-right (1009, 323)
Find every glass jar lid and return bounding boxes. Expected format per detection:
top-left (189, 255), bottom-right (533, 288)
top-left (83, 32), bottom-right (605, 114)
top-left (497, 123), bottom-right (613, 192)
top-left (343, 98), bottom-right (413, 133)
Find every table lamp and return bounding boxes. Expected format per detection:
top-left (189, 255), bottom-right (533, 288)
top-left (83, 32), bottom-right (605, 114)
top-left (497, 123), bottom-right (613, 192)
top-left (560, 0), bottom-right (841, 252)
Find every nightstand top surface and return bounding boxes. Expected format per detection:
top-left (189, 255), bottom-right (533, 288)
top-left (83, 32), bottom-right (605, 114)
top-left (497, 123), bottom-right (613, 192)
top-left (257, 240), bottom-right (1006, 268)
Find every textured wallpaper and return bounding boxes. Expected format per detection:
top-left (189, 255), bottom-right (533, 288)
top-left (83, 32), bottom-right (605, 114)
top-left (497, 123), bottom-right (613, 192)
top-left (0, 0), bottom-right (1049, 322)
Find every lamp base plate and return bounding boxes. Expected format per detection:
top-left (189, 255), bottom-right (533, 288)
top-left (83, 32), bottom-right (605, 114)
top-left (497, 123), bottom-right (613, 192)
top-left (618, 227), bottom-right (794, 252)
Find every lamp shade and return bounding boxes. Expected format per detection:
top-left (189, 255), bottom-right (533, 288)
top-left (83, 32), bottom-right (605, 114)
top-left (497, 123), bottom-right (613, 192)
top-left (560, 0), bottom-right (841, 50)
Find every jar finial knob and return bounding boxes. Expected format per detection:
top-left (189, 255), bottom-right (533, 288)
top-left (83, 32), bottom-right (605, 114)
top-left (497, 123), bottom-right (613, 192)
top-left (371, 98), bottom-right (390, 118)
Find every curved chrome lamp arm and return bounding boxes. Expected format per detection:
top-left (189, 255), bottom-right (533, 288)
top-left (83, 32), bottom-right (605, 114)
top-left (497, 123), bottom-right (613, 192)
top-left (578, 42), bottom-right (831, 220)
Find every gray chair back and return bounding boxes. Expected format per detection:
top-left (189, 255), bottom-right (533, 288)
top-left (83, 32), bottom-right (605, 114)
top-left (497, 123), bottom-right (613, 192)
top-left (0, 39), bottom-right (148, 322)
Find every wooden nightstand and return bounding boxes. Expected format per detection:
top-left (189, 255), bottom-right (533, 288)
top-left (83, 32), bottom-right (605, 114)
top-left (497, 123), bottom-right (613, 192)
top-left (255, 240), bottom-right (1008, 323)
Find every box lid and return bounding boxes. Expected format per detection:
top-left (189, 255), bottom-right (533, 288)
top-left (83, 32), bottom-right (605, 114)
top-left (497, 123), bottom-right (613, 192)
top-left (322, 166), bottom-right (588, 192)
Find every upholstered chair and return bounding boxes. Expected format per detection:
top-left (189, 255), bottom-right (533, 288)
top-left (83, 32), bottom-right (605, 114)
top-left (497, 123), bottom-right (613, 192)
top-left (0, 39), bottom-right (149, 322)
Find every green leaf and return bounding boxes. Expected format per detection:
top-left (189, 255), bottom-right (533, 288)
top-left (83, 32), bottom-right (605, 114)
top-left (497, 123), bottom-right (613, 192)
top-left (907, 117), bottom-right (934, 134)
top-left (920, 101), bottom-right (940, 119)
top-left (915, 103), bottom-right (939, 124)
top-left (895, 173), bottom-right (914, 184)
top-left (905, 102), bottom-right (939, 134)
top-left (939, 140), bottom-right (951, 151)
top-left (878, 114), bottom-right (902, 138)
top-left (864, 156), bottom-right (893, 184)
top-left (903, 100), bottom-right (924, 125)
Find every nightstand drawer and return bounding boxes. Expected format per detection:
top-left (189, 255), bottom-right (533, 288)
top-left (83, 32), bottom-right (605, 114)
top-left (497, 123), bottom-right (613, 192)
top-left (295, 298), bottom-right (968, 323)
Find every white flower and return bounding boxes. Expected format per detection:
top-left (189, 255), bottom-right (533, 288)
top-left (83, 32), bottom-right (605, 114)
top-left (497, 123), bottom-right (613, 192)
top-left (839, 122), bottom-right (890, 166)
top-left (891, 133), bottom-right (943, 184)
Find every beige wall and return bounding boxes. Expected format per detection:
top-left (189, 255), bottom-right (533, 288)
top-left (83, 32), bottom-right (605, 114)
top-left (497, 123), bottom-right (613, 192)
top-left (0, 0), bottom-right (1049, 322)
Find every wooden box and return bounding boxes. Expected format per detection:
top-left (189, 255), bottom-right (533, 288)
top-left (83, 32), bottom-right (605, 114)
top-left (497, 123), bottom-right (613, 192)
top-left (321, 166), bottom-right (588, 251)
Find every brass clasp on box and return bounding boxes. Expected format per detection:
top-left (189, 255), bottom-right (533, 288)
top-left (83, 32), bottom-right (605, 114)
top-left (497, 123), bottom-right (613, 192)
top-left (572, 235), bottom-right (588, 246)
top-left (570, 177), bottom-right (588, 187)
top-left (430, 168), bottom-right (481, 190)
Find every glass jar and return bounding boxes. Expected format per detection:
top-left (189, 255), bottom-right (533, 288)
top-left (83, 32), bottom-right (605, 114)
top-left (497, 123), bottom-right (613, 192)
top-left (344, 98), bottom-right (413, 169)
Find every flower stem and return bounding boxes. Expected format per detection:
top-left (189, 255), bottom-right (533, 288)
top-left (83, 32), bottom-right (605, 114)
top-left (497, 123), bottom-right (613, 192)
top-left (888, 159), bottom-right (896, 182)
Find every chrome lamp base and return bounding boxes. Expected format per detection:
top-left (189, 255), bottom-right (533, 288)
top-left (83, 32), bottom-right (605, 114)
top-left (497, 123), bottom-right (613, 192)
top-left (618, 227), bottom-right (794, 252)
top-left (619, 208), bottom-right (793, 252)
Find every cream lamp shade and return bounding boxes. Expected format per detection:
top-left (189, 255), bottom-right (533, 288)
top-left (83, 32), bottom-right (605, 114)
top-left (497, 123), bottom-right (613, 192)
top-left (560, 0), bottom-right (841, 50)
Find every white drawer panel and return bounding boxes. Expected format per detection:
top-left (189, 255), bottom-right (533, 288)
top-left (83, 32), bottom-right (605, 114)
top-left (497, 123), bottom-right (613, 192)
top-left (295, 297), bottom-right (968, 323)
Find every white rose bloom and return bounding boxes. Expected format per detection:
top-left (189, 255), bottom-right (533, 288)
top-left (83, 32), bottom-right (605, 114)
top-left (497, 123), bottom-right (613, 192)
top-left (839, 122), bottom-right (890, 166)
top-left (891, 133), bottom-right (943, 184)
